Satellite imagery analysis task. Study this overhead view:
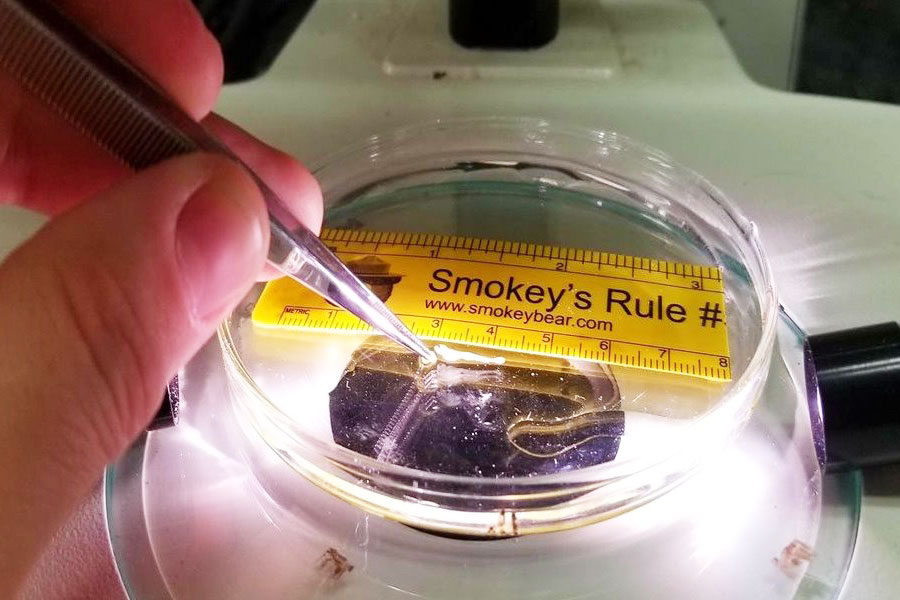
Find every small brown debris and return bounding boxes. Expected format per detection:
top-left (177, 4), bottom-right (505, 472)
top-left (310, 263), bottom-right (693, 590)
top-left (318, 547), bottom-right (354, 581)
top-left (486, 508), bottom-right (520, 537)
top-left (774, 540), bottom-right (814, 577)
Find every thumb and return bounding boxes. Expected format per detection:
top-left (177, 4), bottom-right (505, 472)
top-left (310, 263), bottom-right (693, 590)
top-left (0, 153), bottom-right (268, 591)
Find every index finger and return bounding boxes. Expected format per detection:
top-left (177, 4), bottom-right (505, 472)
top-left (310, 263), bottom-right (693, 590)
top-left (0, 0), bottom-right (224, 213)
top-left (55, 0), bottom-right (223, 119)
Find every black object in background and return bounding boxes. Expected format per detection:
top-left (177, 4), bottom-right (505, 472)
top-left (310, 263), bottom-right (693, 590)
top-left (450, 0), bottom-right (559, 49)
top-left (192, 0), bottom-right (318, 82)
top-left (808, 322), bottom-right (900, 470)
top-left (150, 376), bottom-right (180, 430)
top-left (796, 0), bottom-right (900, 104)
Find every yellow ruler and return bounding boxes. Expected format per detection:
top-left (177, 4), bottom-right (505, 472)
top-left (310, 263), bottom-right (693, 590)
top-left (252, 229), bottom-right (732, 381)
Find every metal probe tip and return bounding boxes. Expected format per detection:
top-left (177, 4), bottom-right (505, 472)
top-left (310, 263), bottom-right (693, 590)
top-left (269, 222), bottom-right (436, 363)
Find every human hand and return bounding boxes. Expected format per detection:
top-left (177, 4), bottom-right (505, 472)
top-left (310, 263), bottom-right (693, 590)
top-left (0, 0), bottom-right (322, 592)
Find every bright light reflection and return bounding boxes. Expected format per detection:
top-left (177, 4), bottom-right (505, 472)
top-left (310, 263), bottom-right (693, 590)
top-left (177, 424), bottom-right (241, 467)
top-left (580, 171), bottom-right (631, 192)
top-left (685, 442), bottom-right (766, 571)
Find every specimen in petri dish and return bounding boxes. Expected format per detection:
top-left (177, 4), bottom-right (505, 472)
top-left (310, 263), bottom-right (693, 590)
top-left (330, 345), bottom-right (622, 479)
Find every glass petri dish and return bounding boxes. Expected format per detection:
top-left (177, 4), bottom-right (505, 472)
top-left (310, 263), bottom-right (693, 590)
top-left (106, 310), bottom-right (857, 600)
top-left (218, 118), bottom-right (778, 537)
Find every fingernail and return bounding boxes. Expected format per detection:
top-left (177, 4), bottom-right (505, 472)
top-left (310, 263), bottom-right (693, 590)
top-left (175, 166), bottom-right (267, 322)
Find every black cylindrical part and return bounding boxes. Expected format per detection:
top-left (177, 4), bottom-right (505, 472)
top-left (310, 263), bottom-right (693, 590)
top-left (808, 322), bottom-right (900, 470)
top-left (450, 0), bottom-right (559, 49)
top-left (193, 0), bottom-right (318, 82)
top-left (149, 375), bottom-right (181, 430)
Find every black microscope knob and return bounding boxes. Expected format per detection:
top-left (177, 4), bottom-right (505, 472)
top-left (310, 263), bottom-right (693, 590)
top-left (450, 0), bottom-right (559, 50)
top-left (808, 322), bottom-right (900, 470)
